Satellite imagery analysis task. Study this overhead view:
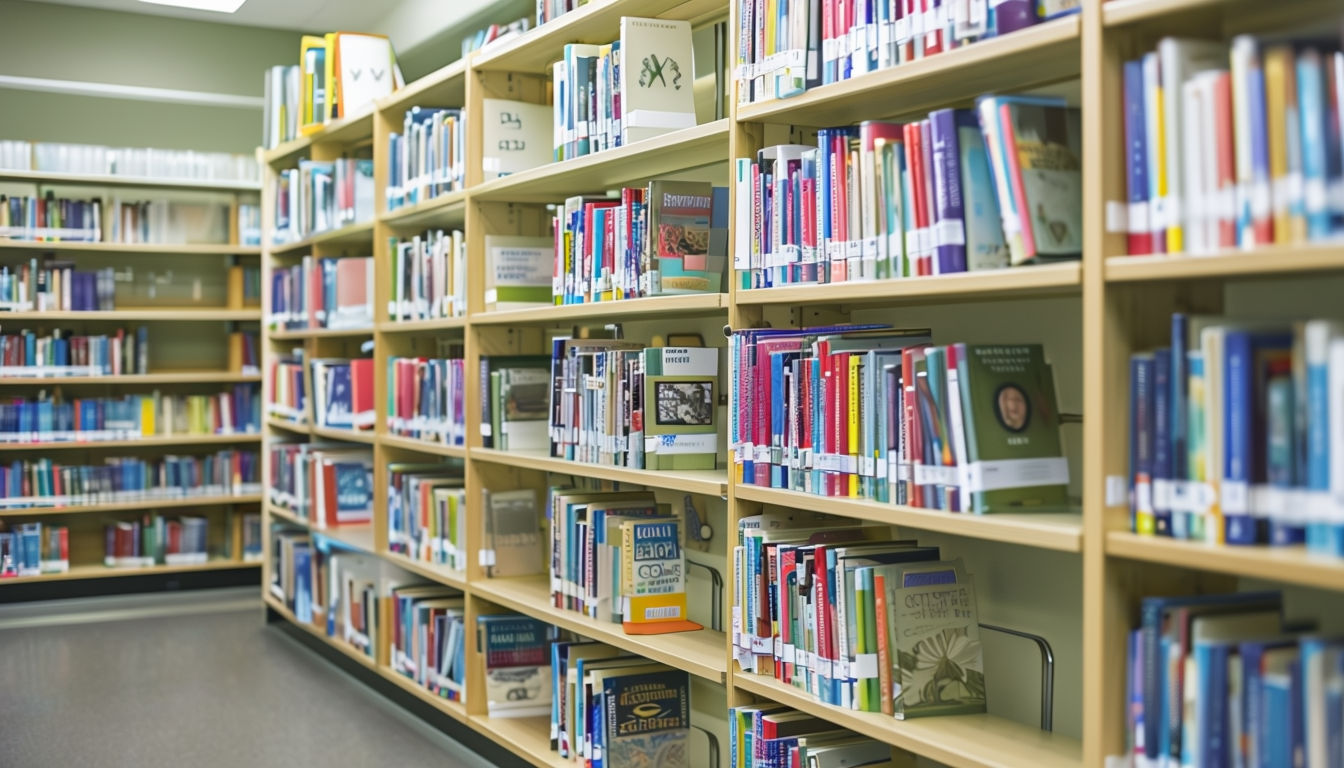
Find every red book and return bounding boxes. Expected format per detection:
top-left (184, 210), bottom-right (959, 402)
top-left (812, 544), bottom-right (833, 692)
top-left (999, 103), bottom-right (1038, 262)
top-left (922, 0), bottom-right (943, 56)
top-left (777, 545), bottom-right (796, 684)
top-left (830, 351), bottom-right (849, 497)
top-left (308, 258), bottom-right (322, 329)
top-left (1212, 72), bottom-right (1238, 248)
top-left (902, 346), bottom-right (924, 507)
top-left (873, 572), bottom-right (894, 714)
top-left (904, 124), bottom-right (929, 276)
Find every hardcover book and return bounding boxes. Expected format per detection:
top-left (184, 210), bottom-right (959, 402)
top-left (1000, 102), bottom-right (1083, 262)
top-left (620, 517), bottom-right (699, 634)
top-left (478, 614), bottom-right (553, 718)
top-left (643, 180), bottom-right (724, 296)
top-left (484, 235), bottom-right (553, 310)
top-left (602, 668), bottom-right (691, 768)
top-left (643, 346), bottom-right (719, 470)
top-left (618, 18), bottom-right (696, 146)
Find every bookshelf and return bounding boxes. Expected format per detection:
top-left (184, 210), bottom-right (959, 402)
top-left (255, 2), bottom-right (1344, 767)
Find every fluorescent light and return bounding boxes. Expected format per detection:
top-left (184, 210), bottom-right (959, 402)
top-left (138, 0), bottom-right (247, 12)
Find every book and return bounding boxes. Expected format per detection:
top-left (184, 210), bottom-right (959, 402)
top-left (483, 488), bottom-right (543, 578)
top-left (618, 18), bottom-right (697, 146)
top-left (643, 180), bottom-right (725, 296)
top-left (482, 98), bottom-right (553, 178)
top-left (478, 614), bottom-right (554, 718)
top-left (484, 235), bottom-right (553, 310)
top-left (620, 517), bottom-right (700, 633)
top-left (387, 107), bottom-right (466, 210)
top-left (602, 667), bottom-right (691, 768)
top-left (643, 346), bottom-right (719, 471)
top-left (390, 228), bottom-right (466, 321)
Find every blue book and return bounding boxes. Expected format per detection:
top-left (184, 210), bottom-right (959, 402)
top-left (1122, 60), bottom-right (1149, 254)
top-left (1304, 321), bottom-right (1338, 554)
top-left (1169, 314), bottom-right (1192, 538)
top-left (1240, 639), bottom-right (1297, 768)
top-left (1298, 49), bottom-right (1330, 239)
top-left (602, 668), bottom-right (689, 768)
top-left (293, 542), bottom-right (313, 622)
top-left (929, 109), bottom-right (967, 274)
top-left (1131, 354), bottom-right (1155, 534)
top-left (1222, 330), bottom-right (1293, 544)
top-left (1196, 642), bottom-right (1231, 766)
top-left (1152, 348), bottom-right (1173, 537)
top-left (324, 363), bottom-right (353, 428)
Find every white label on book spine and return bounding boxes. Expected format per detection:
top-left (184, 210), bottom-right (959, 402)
top-left (914, 464), bottom-right (959, 486)
top-left (963, 457), bottom-right (1069, 493)
top-left (1107, 199), bottom-right (1130, 231)
top-left (854, 653), bottom-right (879, 679)
top-left (1305, 177), bottom-right (1328, 211)
top-left (478, 549), bottom-right (496, 567)
top-left (1152, 479), bottom-right (1173, 512)
top-left (934, 218), bottom-right (966, 246)
top-left (782, 643), bottom-right (796, 665)
top-left (895, 17), bottom-right (910, 43)
top-left (859, 457), bottom-right (876, 477)
top-left (1222, 480), bottom-right (1249, 515)
top-left (1135, 481), bottom-right (1153, 517)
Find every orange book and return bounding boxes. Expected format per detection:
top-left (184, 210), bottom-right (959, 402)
top-left (873, 571), bottom-right (893, 716)
top-left (349, 358), bottom-right (374, 430)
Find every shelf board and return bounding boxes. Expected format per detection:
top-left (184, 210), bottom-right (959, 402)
top-left (266, 504), bottom-right (310, 527)
top-left (0, 432), bottom-right (261, 451)
top-left (0, 309), bottom-right (259, 322)
top-left (0, 493), bottom-right (261, 518)
top-left (734, 485), bottom-right (1084, 553)
top-left (471, 447), bottom-right (728, 496)
top-left (0, 168), bottom-right (260, 192)
top-left (0, 370), bottom-right (261, 385)
top-left (734, 674), bottom-right (1080, 768)
top-left (736, 16), bottom-right (1080, 127)
top-left (381, 549), bottom-right (468, 591)
top-left (472, 576), bottom-right (727, 683)
top-left (379, 433), bottom-right (467, 459)
top-left (1105, 242), bottom-right (1344, 283)
top-left (310, 426), bottom-right (377, 445)
top-left (315, 523), bottom-right (375, 552)
top-left (1107, 531), bottom-right (1344, 592)
top-left (469, 120), bottom-right (730, 203)
top-left (0, 240), bottom-right (260, 255)
top-left (467, 715), bottom-right (566, 768)
top-left (263, 104), bottom-right (376, 167)
top-left (265, 417), bottom-right (310, 435)
top-left (473, 0), bottom-right (727, 74)
top-left (736, 262), bottom-right (1082, 307)
top-left (377, 58), bottom-right (468, 116)
top-left (377, 316), bottom-right (467, 333)
top-left (1102, 0), bottom-right (1229, 24)
top-left (379, 190), bottom-right (468, 230)
top-left (470, 293), bottom-right (727, 325)
top-left (268, 326), bottom-right (374, 341)
top-left (1101, 0), bottom-right (1341, 29)
top-left (1, 557), bottom-right (257, 586)
top-left (264, 594), bottom-right (381, 669)
top-left (268, 221), bottom-right (375, 256)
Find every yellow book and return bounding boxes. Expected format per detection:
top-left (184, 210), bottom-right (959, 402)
top-left (847, 354), bottom-right (861, 498)
top-left (323, 32), bottom-right (339, 121)
top-left (299, 35), bottom-right (327, 134)
top-left (1152, 83), bottom-right (1170, 253)
top-left (1264, 46), bottom-right (1292, 243)
top-left (763, 0), bottom-right (778, 101)
top-left (140, 396), bottom-right (155, 437)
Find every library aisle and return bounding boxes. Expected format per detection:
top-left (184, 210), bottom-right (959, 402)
top-left (0, 590), bottom-right (501, 768)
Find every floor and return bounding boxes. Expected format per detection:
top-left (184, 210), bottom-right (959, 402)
top-left (0, 588), bottom-right (497, 768)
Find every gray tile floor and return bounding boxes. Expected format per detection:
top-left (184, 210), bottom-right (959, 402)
top-left (0, 588), bottom-right (496, 768)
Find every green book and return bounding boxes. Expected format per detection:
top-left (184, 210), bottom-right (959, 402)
top-left (642, 347), bottom-right (719, 470)
top-left (888, 559), bottom-right (986, 719)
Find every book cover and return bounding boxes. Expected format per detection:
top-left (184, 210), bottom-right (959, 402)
top-left (484, 488), bottom-right (542, 578)
top-left (1001, 102), bottom-right (1083, 262)
top-left (602, 668), bottom-right (691, 768)
top-left (954, 110), bottom-right (1009, 271)
top-left (485, 235), bottom-right (553, 310)
top-left (644, 180), bottom-right (722, 295)
top-left (620, 517), bottom-right (698, 633)
top-left (619, 18), bottom-right (696, 145)
top-left (499, 366), bottom-right (551, 452)
top-left (478, 614), bottom-right (553, 718)
top-left (643, 347), bottom-right (719, 470)
top-left (888, 559), bottom-right (985, 719)
top-left (482, 98), bottom-right (553, 178)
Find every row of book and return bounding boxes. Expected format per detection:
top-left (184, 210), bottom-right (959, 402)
top-left (0, 450), bottom-right (262, 508)
top-left (736, 98), bottom-right (1081, 289)
top-left (1128, 591), bottom-right (1341, 768)
top-left (271, 159), bottom-right (374, 245)
top-left (548, 486), bottom-right (698, 633)
top-left (312, 358), bottom-right (375, 432)
top-left (1129, 314), bottom-right (1344, 557)
top-left (0, 326), bottom-right (148, 377)
top-left (0, 140), bottom-right (259, 182)
top-left (730, 324), bottom-right (1070, 510)
top-left (389, 585), bottom-right (466, 701)
top-left (267, 255), bottom-right (374, 331)
top-left (480, 354), bottom-right (550, 451)
top-left (269, 528), bottom-right (386, 658)
top-left (546, 181), bottom-right (728, 306)
top-left (1121, 37), bottom-right (1344, 257)
top-left (736, 0), bottom-right (1079, 105)
top-left (551, 18), bottom-right (697, 162)
top-left (267, 352), bottom-right (306, 424)
top-left (460, 16), bottom-right (529, 56)
top-left (105, 514), bottom-right (211, 567)
top-left (734, 514), bottom-right (985, 718)
top-left (546, 339), bottom-right (721, 471)
top-left (0, 191), bottom-right (239, 245)
top-left (0, 262), bottom-right (115, 312)
top-left (389, 228), bottom-right (466, 321)
top-left (262, 32), bottom-right (403, 149)
top-left (386, 465), bottom-right (466, 572)
top-left (0, 386), bottom-right (261, 443)
top-left (228, 330), bottom-right (261, 376)
top-left (267, 443), bottom-right (373, 527)
top-left (386, 107), bottom-right (466, 212)
top-left (731, 705), bottom-right (899, 768)
top-left (387, 355), bottom-right (466, 445)
top-left (0, 522), bottom-right (67, 576)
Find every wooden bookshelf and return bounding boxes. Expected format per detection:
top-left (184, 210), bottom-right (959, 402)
top-left (377, 190), bottom-right (468, 230)
top-left (376, 316), bottom-right (468, 333)
top-left (0, 168), bottom-right (260, 191)
top-left (310, 426), bottom-right (377, 445)
top-left (469, 293), bottom-right (726, 325)
top-left (735, 262), bottom-right (1082, 307)
top-left (0, 371), bottom-right (262, 386)
top-left (1105, 243), bottom-right (1344, 282)
top-left (268, 221), bottom-right (375, 256)
top-left (0, 557), bottom-right (257, 586)
top-left (262, 103), bottom-right (376, 167)
top-left (1107, 532), bottom-right (1344, 593)
top-left (0, 494), bottom-right (262, 518)
top-left (0, 433), bottom-right (260, 451)
top-left (268, 327), bottom-right (374, 341)
top-left (471, 447), bottom-right (728, 496)
top-left (0, 241), bottom-right (261, 255)
top-left (467, 715), bottom-right (565, 768)
top-left (378, 433), bottom-right (467, 459)
top-left (0, 309), bottom-right (260, 322)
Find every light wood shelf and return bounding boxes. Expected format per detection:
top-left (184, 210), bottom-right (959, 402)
top-left (472, 576), bottom-right (727, 683)
top-left (376, 316), bottom-right (467, 333)
top-left (263, 104), bottom-right (376, 167)
top-left (0, 240), bottom-right (260, 255)
top-left (734, 674), bottom-right (1081, 768)
top-left (0, 433), bottom-right (260, 451)
top-left (736, 262), bottom-right (1082, 307)
top-left (269, 221), bottom-right (375, 256)
top-left (470, 293), bottom-right (726, 325)
top-left (466, 715), bottom-right (566, 768)
top-left (376, 58), bottom-right (468, 116)
top-left (735, 16), bottom-right (1081, 127)
top-left (0, 169), bottom-right (260, 191)
top-left (471, 447), bottom-right (728, 496)
top-left (469, 120), bottom-right (730, 203)
top-left (1105, 242), bottom-right (1344, 282)
top-left (1107, 531), bottom-right (1344, 593)
top-left (268, 507), bottom-right (377, 553)
top-left (310, 426), bottom-right (377, 445)
top-left (268, 326), bottom-right (374, 341)
top-left (380, 549), bottom-right (468, 591)
top-left (0, 371), bottom-right (261, 385)
top-left (735, 485), bottom-right (1085, 553)
top-left (0, 309), bottom-right (260, 322)
top-left (1, 557), bottom-right (257, 586)
top-left (265, 417), bottom-right (310, 435)
top-left (0, 493), bottom-right (261, 518)
top-left (378, 190), bottom-right (468, 230)
top-left (379, 433), bottom-right (467, 459)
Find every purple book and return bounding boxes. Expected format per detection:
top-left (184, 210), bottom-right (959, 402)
top-left (919, 119), bottom-right (937, 274)
top-left (929, 109), bottom-right (967, 274)
top-left (994, 1), bottom-right (1038, 36)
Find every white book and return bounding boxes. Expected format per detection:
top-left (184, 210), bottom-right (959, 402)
top-left (481, 98), bottom-right (552, 178)
top-left (1159, 37), bottom-right (1228, 254)
top-left (619, 17), bottom-right (697, 145)
top-left (483, 234), bottom-right (552, 310)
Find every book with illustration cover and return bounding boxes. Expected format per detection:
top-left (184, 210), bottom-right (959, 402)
top-left (643, 180), bottom-right (724, 296)
top-left (478, 614), bottom-right (554, 718)
top-left (619, 18), bottom-right (696, 146)
top-left (602, 667), bottom-right (691, 768)
top-left (885, 559), bottom-right (985, 719)
top-left (620, 517), bottom-right (699, 633)
top-left (642, 346), bottom-right (719, 470)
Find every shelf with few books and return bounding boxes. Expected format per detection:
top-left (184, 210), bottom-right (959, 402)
top-left (1, 557), bottom-right (257, 586)
top-left (0, 168), bottom-right (260, 192)
top-left (378, 190), bottom-right (468, 230)
top-left (310, 425), bottom-right (376, 445)
top-left (469, 120), bottom-right (731, 204)
top-left (735, 262), bottom-right (1083, 307)
top-left (471, 575), bottom-right (728, 683)
top-left (0, 494), bottom-right (263, 519)
top-left (1104, 242), bottom-right (1344, 283)
top-left (378, 433), bottom-right (467, 459)
top-left (1106, 531), bottom-right (1344, 593)
top-left (379, 548), bottom-right (468, 591)
top-left (268, 221), bottom-right (375, 257)
top-left (471, 0), bottom-right (727, 74)
top-left (263, 103), bottom-right (377, 168)
top-left (376, 315), bottom-right (467, 334)
top-left (0, 371), bottom-right (262, 386)
top-left (268, 326), bottom-right (374, 341)
top-left (733, 673), bottom-right (1080, 768)
top-left (470, 292), bottom-right (727, 325)
top-left (735, 16), bottom-right (1081, 128)
top-left (471, 447), bottom-right (729, 496)
top-left (0, 241), bottom-right (262, 256)
top-left (0, 433), bottom-right (261, 452)
top-left (733, 485), bottom-right (1085, 553)
top-left (0, 309), bottom-right (260, 322)
top-left (466, 714), bottom-right (566, 768)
